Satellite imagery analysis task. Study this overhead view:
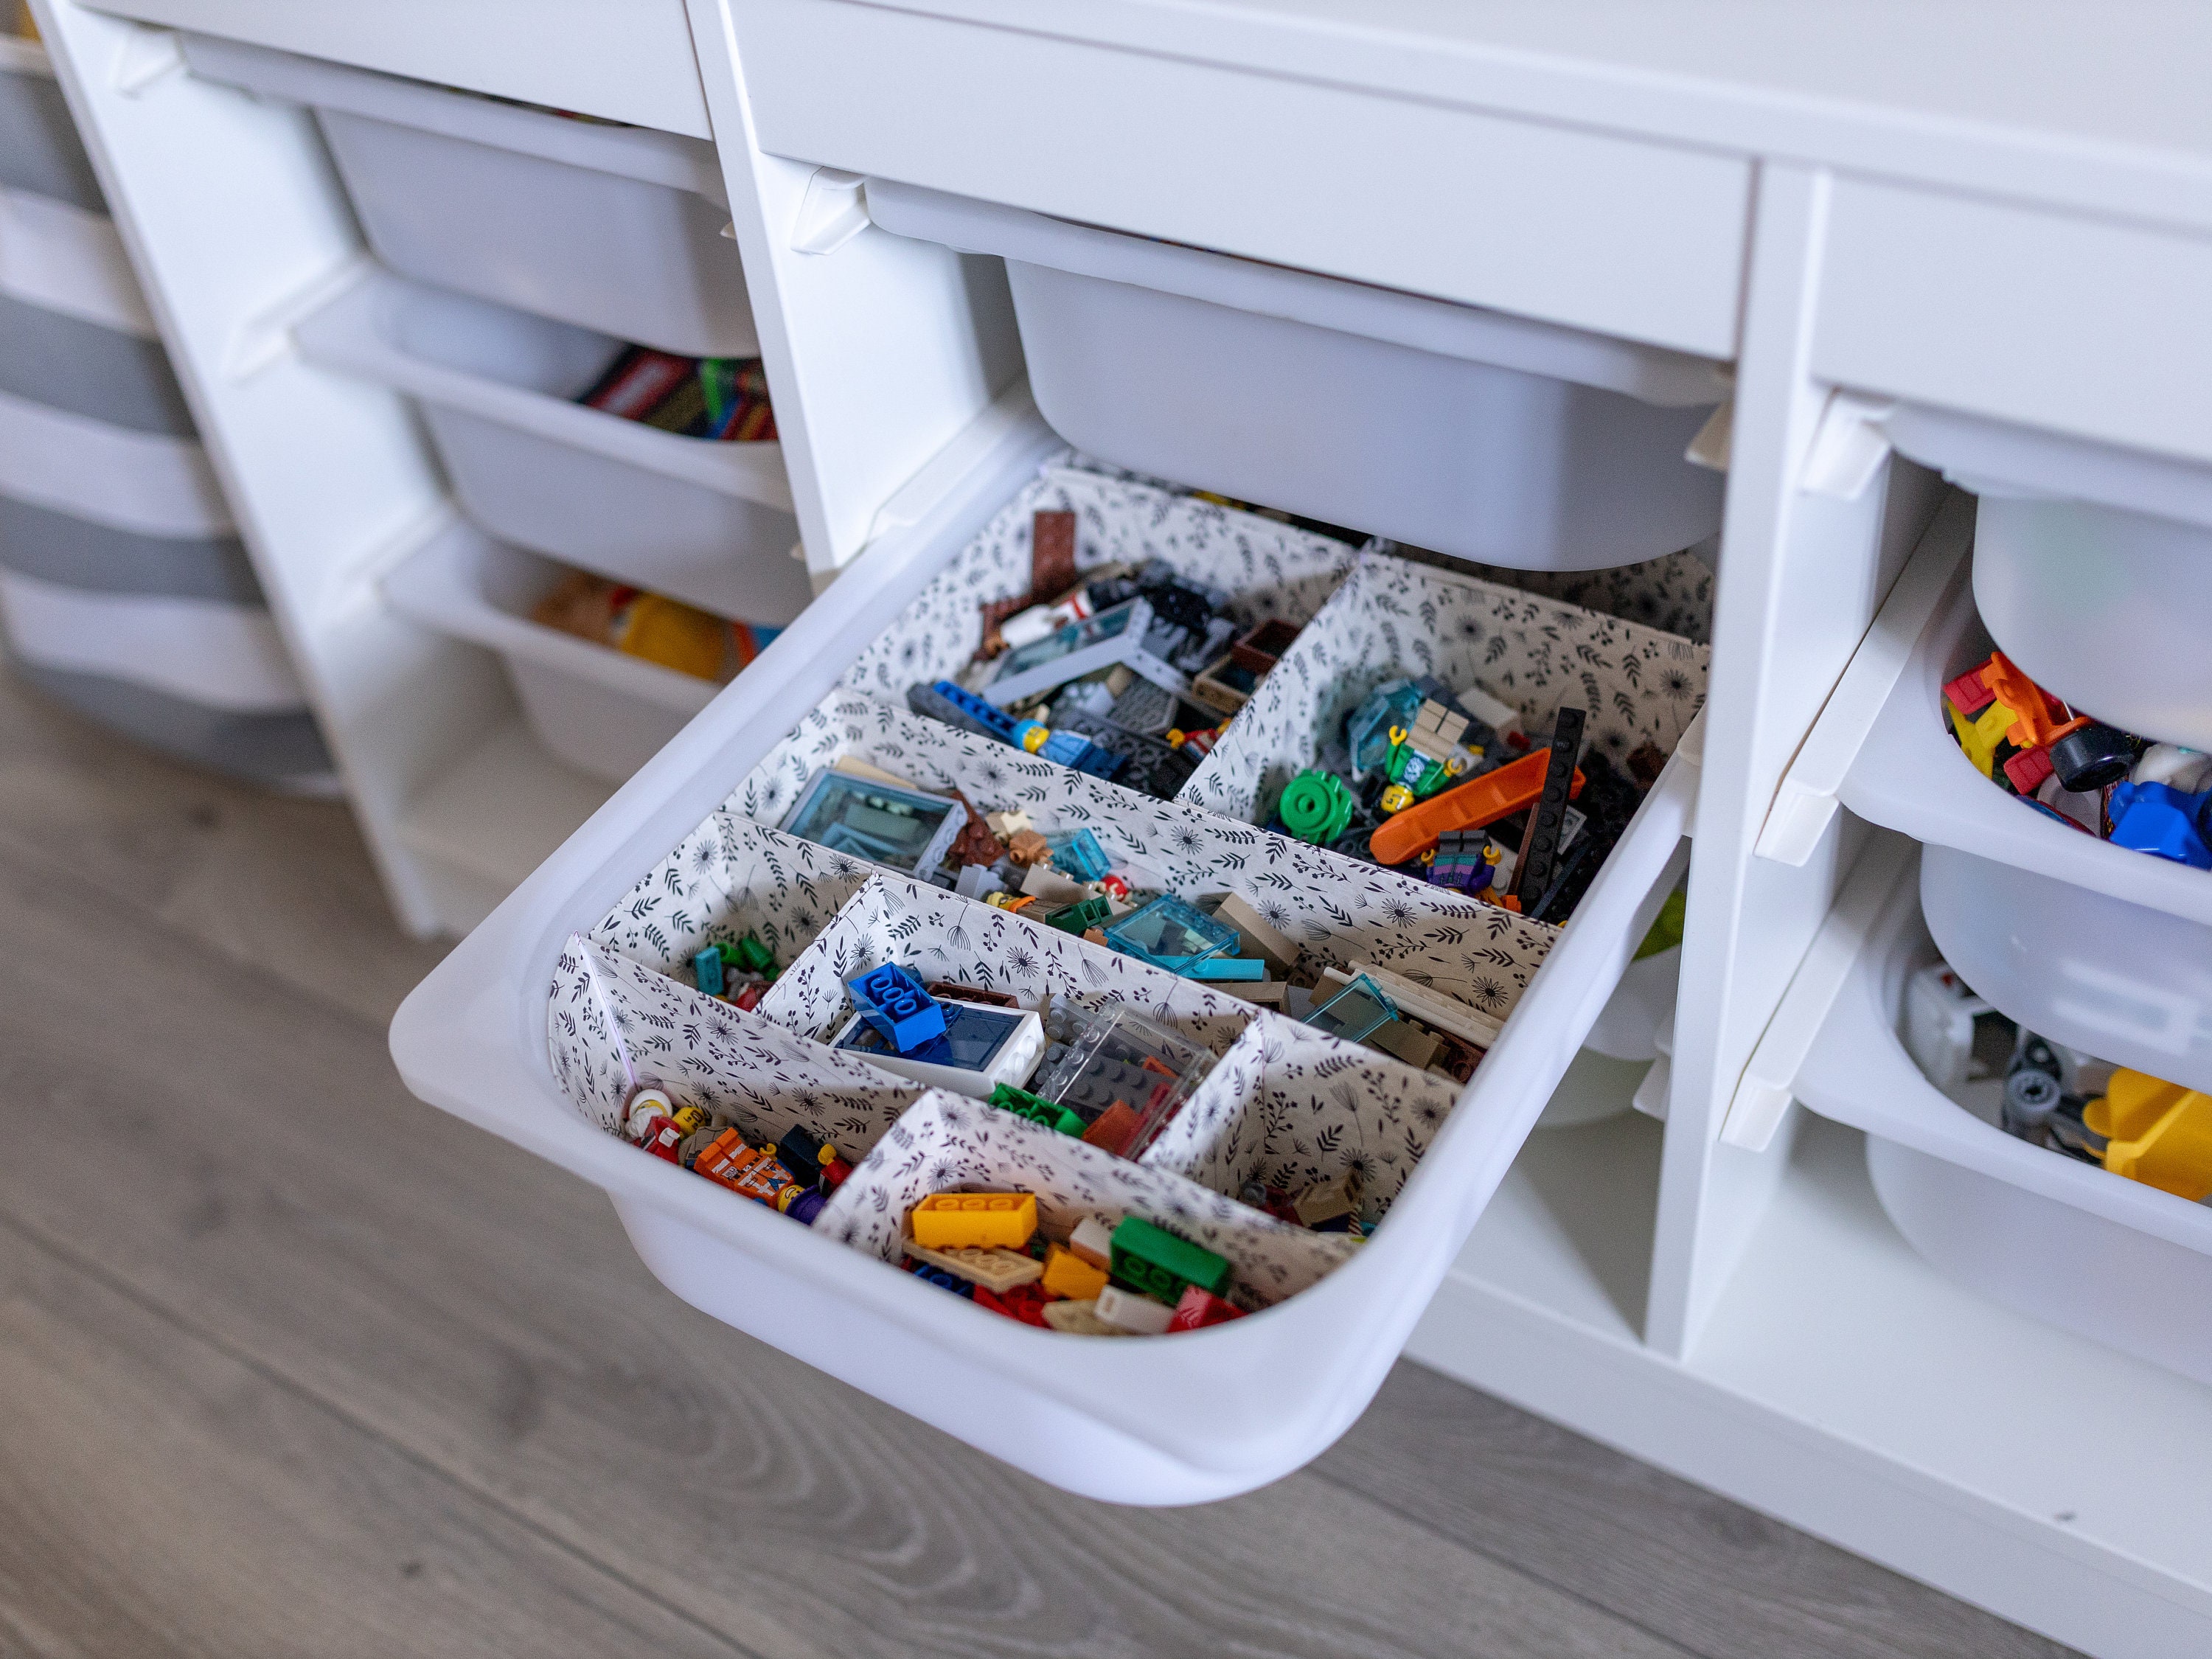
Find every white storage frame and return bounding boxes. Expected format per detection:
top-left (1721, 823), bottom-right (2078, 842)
top-left (33, 0), bottom-right (2212, 1649)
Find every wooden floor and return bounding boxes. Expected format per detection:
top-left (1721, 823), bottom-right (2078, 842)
top-left (0, 663), bottom-right (2077, 1659)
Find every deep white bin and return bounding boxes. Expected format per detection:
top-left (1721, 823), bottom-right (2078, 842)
top-left (1835, 539), bottom-right (2212, 1095)
top-left (296, 268), bottom-right (810, 626)
top-left (382, 519), bottom-right (716, 785)
top-left (388, 409), bottom-right (1698, 1503)
top-left (865, 181), bottom-right (1729, 570)
top-left (1793, 841), bottom-right (2212, 1388)
top-left (1882, 401), bottom-right (2212, 752)
top-left (178, 34), bottom-right (755, 359)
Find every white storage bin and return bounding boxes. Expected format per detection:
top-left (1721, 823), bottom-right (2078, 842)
top-left (0, 385), bottom-right (232, 540)
top-left (0, 568), bottom-right (305, 711)
top-left (389, 415), bottom-right (1698, 1502)
top-left (0, 288), bottom-right (192, 436)
top-left (382, 518), bottom-right (720, 785)
top-left (178, 34), bottom-right (754, 359)
top-left (866, 181), bottom-right (1728, 570)
top-left (1882, 402), bottom-right (2212, 752)
top-left (0, 35), bottom-right (104, 212)
top-left (1834, 533), bottom-right (2212, 1093)
top-left (1792, 840), bottom-right (2212, 1388)
top-left (296, 268), bottom-right (809, 625)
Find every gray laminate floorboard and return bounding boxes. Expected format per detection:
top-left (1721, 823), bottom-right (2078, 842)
top-left (0, 658), bottom-right (2078, 1658)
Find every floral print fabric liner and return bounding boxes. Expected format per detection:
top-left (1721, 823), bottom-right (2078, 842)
top-left (734, 690), bottom-right (1557, 1023)
top-left (1180, 546), bottom-right (1713, 827)
top-left (815, 1093), bottom-right (1362, 1310)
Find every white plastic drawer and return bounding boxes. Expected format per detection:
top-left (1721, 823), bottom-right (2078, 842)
top-left (180, 34), bottom-right (748, 358)
top-left (0, 568), bottom-right (304, 712)
top-left (382, 519), bottom-right (716, 785)
top-left (388, 411), bottom-right (1697, 1502)
top-left (1784, 838), bottom-right (2212, 1388)
top-left (868, 181), bottom-right (1728, 571)
top-left (294, 268), bottom-right (807, 626)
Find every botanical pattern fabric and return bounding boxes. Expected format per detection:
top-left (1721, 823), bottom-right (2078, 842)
top-left (549, 932), bottom-right (922, 1151)
top-left (1182, 547), bottom-right (1712, 827)
top-left (755, 873), bottom-right (1254, 1054)
top-left (840, 459), bottom-right (1359, 705)
top-left (1439, 546), bottom-right (1717, 646)
top-left (815, 1093), bottom-right (1363, 1310)
top-left (1139, 1012), bottom-right (1461, 1216)
top-left (731, 689), bottom-right (1558, 1021)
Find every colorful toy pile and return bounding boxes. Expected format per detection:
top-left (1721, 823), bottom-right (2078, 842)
top-left (577, 344), bottom-right (776, 441)
top-left (1942, 647), bottom-right (2211, 870)
top-left (532, 569), bottom-right (780, 683)
top-left (621, 1086), bottom-right (852, 1225)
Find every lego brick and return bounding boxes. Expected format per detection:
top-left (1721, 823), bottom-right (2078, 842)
top-left (973, 1282), bottom-right (1054, 1326)
top-left (1293, 1171), bottom-right (1359, 1227)
top-left (1331, 961), bottom-right (1505, 1050)
top-left (692, 945), bottom-right (725, 998)
top-left (1511, 706), bottom-right (1585, 902)
top-left (781, 768), bottom-right (968, 876)
top-left (727, 933), bottom-right (775, 974)
top-left (1209, 893), bottom-right (1299, 974)
top-left (1366, 1018), bottom-right (1441, 1072)
top-left (1222, 979), bottom-right (1291, 1004)
top-left (1102, 893), bottom-right (1238, 969)
top-left (908, 1261), bottom-right (975, 1298)
top-left (984, 597), bottom-right (1177, 708)
top-left (1032, 508), bottom-right (1077, 599)
top-left (1166, 1287), bottom-right (1246, 1331)
top-left (1040, 1242), bottom-right (1110, 1301)
top-left (987, 1082), bottom-right (1087, 1137)
top-left (1368, 746), bottom-right (1584, 866)
top-left (1079, 1101), bottom-right (1146, 1157)
top-left (1110, 1215), bottom-right (1232, 1301)
top-left (1020, 861), bottom-right (1089, 905)
top-left (932, 981), bottom-right (1020, 1008)
top-left (1068, 1216), bottom-right (1116, 1270)
top-left (1040, 1298), bottom-right (1127, 1336)
top-left (911, 1191), bottom-right (1038, 1251)
top-left (1303, 972), bottom-right (1401, 1045)
top-left (904, 1238), bottom-right (1046, 1293)
top-left (986, 809), bottom-right (1033, 838)
top-left (1048, 828), bottom-right (1114, 881)
top-left (832, 754), bottom-right (925, 791)
top-left (1006, 828), bottom-right (1052, 866)
top-left (1096, 1284), bottom-right (1177, 1335)
top-left (1181, 955), bottom-right (1266, 981)
top-left (953, 863), bottom-right (1005, 901)
top-left (946, 788), bottom-right (1008, 868)
top-left (847, 964), bottom-right (947, 1053)
top-left (832, 1004), bottom-right (1047, 1099)
top-left (1278, 768), bottom-right (1357, 844)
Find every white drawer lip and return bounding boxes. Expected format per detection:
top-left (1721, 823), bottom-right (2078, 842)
top-left (1790, 838), bottom-right (2212, 1262)
top-left (389, 414), bottom-right (1695, 1486)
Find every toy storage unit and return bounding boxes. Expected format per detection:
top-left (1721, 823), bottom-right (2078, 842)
top-left (0, 31), bottom-right (327, 789)
top-left (44, 0), bottom-right (2212, 1648)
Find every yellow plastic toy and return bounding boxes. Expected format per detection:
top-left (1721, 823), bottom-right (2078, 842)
top-left (2084, 1070), bottom-right (2212, 1202)
top-left (911, 1191), bottom-right (1037, 1251)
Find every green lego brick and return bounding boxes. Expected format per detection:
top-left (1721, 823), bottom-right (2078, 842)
top-left (1109, 1214), bottom-right (1231, 1301)
top-left (1044, 895), bottom-right (1113, 935)
top-left (987, 1083), bottom-right (1085, 1138)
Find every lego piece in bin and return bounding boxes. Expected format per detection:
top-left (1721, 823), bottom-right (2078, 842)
top-left (692, 946), bottom-right (725, 998)
top-left (910, 1262), bottom-right (975, 1298)
top-left (1030, 508), bottom-right (1077, 600)
top-left (1034, 1002), bottom-right (1211, 1158)
top-left (1109, 1214), bottom-right (1232, 1301)
top-left (975, 1282), bottom-right (1054, 1326)
top-left (1278, 769), bottom-right (1357, 844)
top-left (775, 1125), bottom-right (849, 1192)
top-left (987, 1082), bottom-right (1087, 1137)
top-left (781, 769), bottom-right (967, 876)
top-left (1069, 1216), bottom-right (1116, 1270)
top-left (1102, 894), bottom-right (1237, 970)
top-left (1021, 861), bottom-right (1089, 906)
top-left (1052, 709), bottom-right (1198, 799)
top-left (2107, 780), bottom-right (2212, 869)
top-left (986, 598), bottom-right (1186, 708)
top-left (1045, 895), bottom-right (1113, 936)
top-left (1047, 828), bottom-right (1113, 882)
top-left (911, 1191), bottom-right (1037, 1251)
top-left (846, 964), bottom-right (947, 1053)
top-left (1182, 955), bottom-right (1265, 981)
top-left (2084, 1071), bottom-right (2212, 1202)
top-left (1293, 1171), bottom-right (1360, 1228)
top-left (931, 981), bottom-right (1020, 1008)
top-left (904, 1237), bottom-right (1046, 1293)
top-left (1041, 1242), bottom-right (1110, 1301)
top-left (1080, 1102), bottom-right (1146, 1157)
top-left (723, 933), bottom-right (775, 975)
top-left (1168, 1287), bottom-right (1245, 1330)
top-left (954, 863), bottom-right (1005, 902)
top-left (1368, 747), bottom-right (1584, 866)
top-left (987, 809), bottom-right (1033, 840)
top-left (1302, 972), bottom-right (1399, 1045)
top-left (832, 1001), bottom-right (1046, 1098)
top-left (1005, 828), bottom-right (1053, 867)
top-left (1042, 1298), bottom-right (1127, 1335)
top-left (1367, 1019), bottom-right (1441, 1071)
top-left (1511, 707), bottom-right (1586, 902)
top-left (1096, 1284), bottom-right (1175, 1335)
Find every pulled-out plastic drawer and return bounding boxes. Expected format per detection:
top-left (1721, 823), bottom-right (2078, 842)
top-left (389, 410), bottom-right (1698, 1502)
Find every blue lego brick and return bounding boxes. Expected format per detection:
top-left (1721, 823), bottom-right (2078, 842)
top-left (908, 679), bottom-right (1046, 750)
top-left (1102, 894), bottom-right (1238, 969)
top-left (2110, 781), bottom-right (2212, 870)
top-left (692, 946), bottom-right (726, 998)
top-left (1046, 827), bottom-right (1113, 882)
top-left (1180, 955), bottom-right (1266, 981)
top-left (847, 964), bottom-right (948, 1052)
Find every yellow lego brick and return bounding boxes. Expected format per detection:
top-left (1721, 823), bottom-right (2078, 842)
top-left (1947, 699), bottom-right (2011, 780)
top-left (910, 1191), bottom-right (1038, 1251)
top-left (2086, 1070), bottom-right (2212, 1203)
top-left (1040, 1243), bottom-right (1110, 1301)
top-left (904, 1239), bottom-right (1045, 1293)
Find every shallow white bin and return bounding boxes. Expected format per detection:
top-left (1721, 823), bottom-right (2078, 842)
top-left (1834, 533), bottom-right (2212, 1093)
top-left (13, 658), bottom-right (333, 790)
top-left (179, 34), bottom-right (754, 359)
top-left (0, 568), bottom-right (305, 712)
top-left (383, 519), bottom-right (715, 785)
top-left (296, 268), bottom-right (810, 625)
top-left (1792, 840), bottom-right (2212, 1388)
top-left (866, 181), bottom-right (1728, 570)
top-left (387, 412), bottom-right (1697, 1503)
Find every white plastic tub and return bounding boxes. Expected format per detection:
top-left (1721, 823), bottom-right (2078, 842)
top-left (13, 658), bottom-right (333, 790)
top-left (1883, 402), bottom-right (2212, 751)
top-left (0, 386), bottom-right (232, 540)
top-left (178, 34), bottom-right (754, 359)
top-left (1791, 839), bottom-right (2212, 1388)
top-left (865, 181), bottom-right (1729, 570)
top-left (1834, 535), bottom-right (2212, 1094)
top-left (382, 518), bottom-right (717, 785)
top-left (0, 568), bottom-right (305, 712)
top-left (388, 409), bottom-right (1697, 1503)
top-left (296, 268), bottom-right (809, 625)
